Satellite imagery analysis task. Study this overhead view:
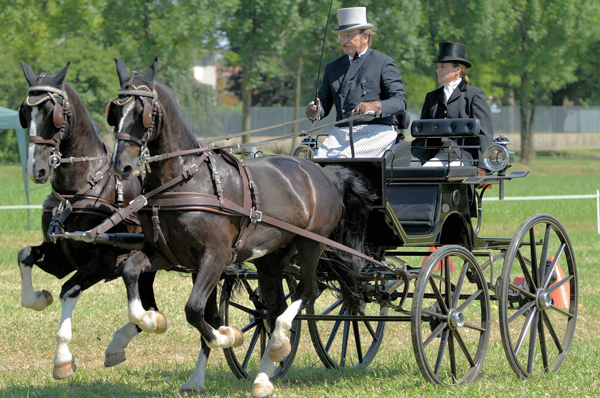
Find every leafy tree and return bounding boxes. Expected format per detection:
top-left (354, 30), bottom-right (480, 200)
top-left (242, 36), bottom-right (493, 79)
top-left (499, 0), bottom-right (598, 162)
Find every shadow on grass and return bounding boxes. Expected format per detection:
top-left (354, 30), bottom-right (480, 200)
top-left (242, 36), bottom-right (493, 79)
top-left (0, 360), bottom-right (422, 397)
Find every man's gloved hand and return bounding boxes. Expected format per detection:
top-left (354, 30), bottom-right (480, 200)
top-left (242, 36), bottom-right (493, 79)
top-left (305, 101), bottom-right (321, 121)
top-left (353, 101), bottom-right (382, 116)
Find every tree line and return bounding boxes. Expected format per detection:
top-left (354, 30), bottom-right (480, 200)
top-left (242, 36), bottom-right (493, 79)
top-left (0, 0), bottom-right (599, 163)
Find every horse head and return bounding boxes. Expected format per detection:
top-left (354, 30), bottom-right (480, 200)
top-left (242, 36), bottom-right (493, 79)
top-left (19, 61), bottom-right (72, 184)
top-left (108, 56), bottom-right (160, 181)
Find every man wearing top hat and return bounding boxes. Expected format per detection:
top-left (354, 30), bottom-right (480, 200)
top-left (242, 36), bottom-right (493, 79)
top-left (413, 42), bottom-right (494, 170)
top-left (305, 6), bottom-right (406, 158)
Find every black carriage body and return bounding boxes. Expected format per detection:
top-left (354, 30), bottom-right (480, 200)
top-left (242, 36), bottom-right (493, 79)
top-left (313, 153), bottom-right (481, 250)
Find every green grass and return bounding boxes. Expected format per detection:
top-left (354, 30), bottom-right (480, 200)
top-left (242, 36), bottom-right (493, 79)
top-left (0, 153), bottom-right (599, 397)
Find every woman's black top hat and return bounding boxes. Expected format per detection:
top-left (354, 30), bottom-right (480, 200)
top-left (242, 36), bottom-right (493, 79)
top-left (432, 42), bottom-right (471, 68)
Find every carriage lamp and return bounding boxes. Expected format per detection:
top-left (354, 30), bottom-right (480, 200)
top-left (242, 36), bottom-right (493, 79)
top-left (482, 135), bottom-right (515, 173)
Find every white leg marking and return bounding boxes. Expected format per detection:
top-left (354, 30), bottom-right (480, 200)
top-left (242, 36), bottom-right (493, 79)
top-left (128, 298), bottom-right (159, 332)
top-left (272, 299), bottom-right (302, 343)
top-left (205, 326), bottom-right (237, 349)
top-left (253, 341), bottom-right (275, 398)
top-left (180, 349), bottom-right (209, 394)
top-left (106, 322), bottom-right (139, 354)
top-left (19, 262), bottom-right (52, 311)
top-left (245, 249), bottom-right (269, 262)
top-left (54, 295), bottom-right (79, 366)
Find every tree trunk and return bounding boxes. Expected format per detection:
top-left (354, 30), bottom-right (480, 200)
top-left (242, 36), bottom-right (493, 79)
top-left (293, 57), bottom-right (303, 134)
top-left (241, 67), bottom-right (252, 156)
top-left (519, 74), bottom-right (531, 164)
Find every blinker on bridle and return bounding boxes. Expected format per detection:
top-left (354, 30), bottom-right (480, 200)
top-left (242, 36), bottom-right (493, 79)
top-left (111, 81), bottom-right (161, 173)
top-left (24, 84), bottom-right (71, 169)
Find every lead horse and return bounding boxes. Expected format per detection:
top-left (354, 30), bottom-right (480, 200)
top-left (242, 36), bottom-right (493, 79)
top-left (17, 62), bottom-right (160, 379)
top-left (107, 57), bottom-right (373, 397)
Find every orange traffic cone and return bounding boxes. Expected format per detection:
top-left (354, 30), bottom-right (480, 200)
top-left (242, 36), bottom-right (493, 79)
top-left (421, 247), bottom-right (455, 273)
top-left (548, 257), bottom-right (583, 310)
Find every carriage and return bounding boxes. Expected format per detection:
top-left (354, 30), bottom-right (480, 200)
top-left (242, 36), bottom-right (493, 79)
top-left (216, 114), bottom-right (578, 386)
top-left (18, 58), bottom-right (577, 396)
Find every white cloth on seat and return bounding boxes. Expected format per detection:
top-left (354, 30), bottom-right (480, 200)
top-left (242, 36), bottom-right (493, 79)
top-left (423, 147), bottom-right (472, 167)
top-left (315, 124), bottom-right (397, 158)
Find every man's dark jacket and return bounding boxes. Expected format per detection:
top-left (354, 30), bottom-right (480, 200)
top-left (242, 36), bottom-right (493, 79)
top-left (414, 79), bottom-right (494, 164)
top-left (317, 47), bottom-right (406, 127)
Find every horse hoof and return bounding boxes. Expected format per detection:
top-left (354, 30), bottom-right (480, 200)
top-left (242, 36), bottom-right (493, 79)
top-left (41, 290), bottom-right (54, 307)
top-left (252, 382), bottom-right (274, 398)
top-left (104, 350), bottom-right (126, 367)
top-left (269, 340), bottom-right (292, 362)
top-left (179, 386), bottom-right (202, 396)
top-left (217, 326), bottom-right (244, 348)
top-left (53, 358), bottom-right (76, 379)
top-left (231, 327), bottom-right (244, 347)
top-left (153, 311), bottom-right (167, 334)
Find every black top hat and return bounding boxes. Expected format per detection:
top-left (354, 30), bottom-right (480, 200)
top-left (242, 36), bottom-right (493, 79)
top-left (432, 42), bottom-right (471, 68)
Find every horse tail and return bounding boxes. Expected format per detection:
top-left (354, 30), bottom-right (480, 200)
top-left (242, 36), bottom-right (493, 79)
top-left (321, 165), bottom-right (377, 314)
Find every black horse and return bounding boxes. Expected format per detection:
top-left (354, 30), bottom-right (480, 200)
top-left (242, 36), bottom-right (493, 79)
top-left (17, 61), bottom-right (159, 380)
top-left (107, 57), bottom-right (373, 397)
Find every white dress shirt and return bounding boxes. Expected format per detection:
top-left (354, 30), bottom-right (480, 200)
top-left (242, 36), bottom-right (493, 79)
top-left (348, 47), bottom-right (369, 64)
top-left (443, 78), bottom-right (462, 103)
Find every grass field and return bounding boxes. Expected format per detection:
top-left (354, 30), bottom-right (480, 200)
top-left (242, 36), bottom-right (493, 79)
top-left (0, 153), bottom-right (599, 397)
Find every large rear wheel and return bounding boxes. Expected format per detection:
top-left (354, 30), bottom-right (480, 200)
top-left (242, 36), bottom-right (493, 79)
top-left (498, 214), bottom-right (577, 378)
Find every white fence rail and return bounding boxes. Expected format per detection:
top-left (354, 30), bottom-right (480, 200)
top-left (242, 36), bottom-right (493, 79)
top-left (2, 191), bottom-right (600, 233)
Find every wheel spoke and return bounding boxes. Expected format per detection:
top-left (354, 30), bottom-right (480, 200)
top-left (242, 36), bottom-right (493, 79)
top-left (449, 331), bottom-right (457, 382)
top-left (456, 289), bottom-right (483, 313)
top-left (517, 250), bottom-right (537, 290)
top-left (508, 282), bottom-right (536, 299)
top-left (548, 303), bottom-right (573, 318)
top-left (362, 319), bottom-right (378, 341)
top-left (453, 330), bottom-right (476, 367)
top-left (546, 274), bottom-right (572, 295)
top-left (529, 228), bottom-right (539, 287)
top-left (422, 308), bottom-right (448, 320)
top-left (429, 275), bottom-right (449, 313)
top-left (240, 319), bottom-right (259, 334)
top-left (444, 258), bottom-right (452, 310)
top-left (515, 307), bottom-right (536, 355)
top-left (229, 301), bottom-right (260, 316)
top-left (423, 321), bottom-right (448, 348)
top-left (543, 244), bottom-right (565, 289)
top-left (320, 298), bottom-right (343, 316)
top-left (243, 324), bottom-right (262, 369)
top-left (508, 300), bottom-right (536, 325)
top-left (352, 321), bottom-right (364, 364)
top-left (463, 322), bottom-right (486, 333)
top-left (538, 312), bottom-right (549, 371)
top-left (434, 328), bottom-right (449, 376)
top-left (325, 315), bottom-right (344, 353)
top-left (527, 309), bottom-right (540, 374)
top-left (538, 225), bottom-right (552, 285)
top-left (453, 260), bottom-right (469, 308)
top-left (541, 311), bottom-right (564, 353)
top-left (341, 320), bottom-right (350, 367)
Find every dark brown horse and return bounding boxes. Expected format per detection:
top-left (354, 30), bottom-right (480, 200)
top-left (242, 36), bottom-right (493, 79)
top-left (107, 57), bottom-right (373, 397)
top-left (17, 62), bottom-right (157, 380)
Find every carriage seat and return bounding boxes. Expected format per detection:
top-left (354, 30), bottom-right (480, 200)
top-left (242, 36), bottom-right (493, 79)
top-left (385, 118), bottom-right (480, 181)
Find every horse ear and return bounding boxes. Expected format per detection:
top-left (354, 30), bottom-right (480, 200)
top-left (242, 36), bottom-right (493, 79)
top-left (114, 58), bottom-right (130, 86)
top-left (53, 61), bottom-right (71, 87)
top-left (142, 56), bottom-right (158, 87)
top-left (19, 61), bottom-right (38, 86)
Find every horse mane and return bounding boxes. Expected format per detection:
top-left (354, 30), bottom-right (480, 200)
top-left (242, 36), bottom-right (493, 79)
top-left (153, 79), bottom-right (197, 142)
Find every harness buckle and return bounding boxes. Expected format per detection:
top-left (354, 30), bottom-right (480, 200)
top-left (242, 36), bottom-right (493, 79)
top-left (140, 147), bottom-right (152, 173)
top-left (49, 149), bottom-right (62, 168)
top-left (93, 170), bottom-right (104, 183)
top-left (250, 208), bottom-right (262, 223)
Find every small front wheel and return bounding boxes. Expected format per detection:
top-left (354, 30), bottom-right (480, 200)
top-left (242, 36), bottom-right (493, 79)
top-left (411, 245), bottom-right (491, 385)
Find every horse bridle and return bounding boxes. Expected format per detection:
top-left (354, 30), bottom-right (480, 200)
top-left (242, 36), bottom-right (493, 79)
top-left (109, 81), bottom-right (162, 168)
top-left (22, 83), bottom-right (72, 168)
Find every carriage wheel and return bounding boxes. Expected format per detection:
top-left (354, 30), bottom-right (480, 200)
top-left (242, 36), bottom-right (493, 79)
top-left (219, 276), bottom-right (301, 380)
top-left (411, 245), bottom-right (491, 385)
top-left (498, 214), bottom-right (577, 378)
top-left (307, 280), bottom-right (387, 370)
